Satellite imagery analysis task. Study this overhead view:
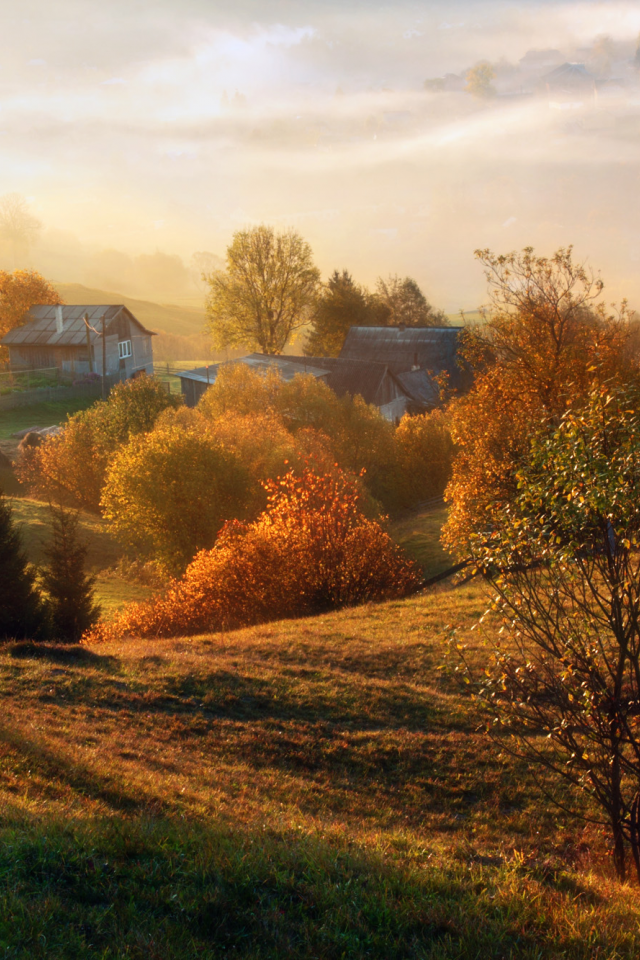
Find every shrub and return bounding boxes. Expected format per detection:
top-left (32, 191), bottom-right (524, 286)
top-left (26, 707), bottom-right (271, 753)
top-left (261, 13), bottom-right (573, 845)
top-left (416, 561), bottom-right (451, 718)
top-left (17, 375), bottom-right (181, 511)
top-left (87, 467), bottom-right (421, 641)
top-left (101, 425), bottom-right (250, 574)
top-left (389, 409), bottom-right (455, 510)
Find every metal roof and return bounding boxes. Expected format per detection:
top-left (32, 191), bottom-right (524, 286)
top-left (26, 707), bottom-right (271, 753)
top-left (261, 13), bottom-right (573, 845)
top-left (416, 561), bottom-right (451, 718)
top-left (286, 355), bottom-right (397, 406)
top-left (0, 304), bottom-right (156, 348)
top-left (175, 353), bottom-right (330, 386)
top-left (395, 369), bottom-right (440, 407)
top-left (338, 325), bottom-right (468, 387)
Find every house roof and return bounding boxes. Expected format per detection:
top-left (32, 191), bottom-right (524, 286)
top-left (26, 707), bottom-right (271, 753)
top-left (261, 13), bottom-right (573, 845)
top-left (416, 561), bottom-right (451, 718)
top-left (395, 369), bottom-right (440, 407)
top-left (541, 62), bottom-right (595, 87)
top-left (175, 353), bottom-right (330, 386)
top-left (286, 355), bottom-right (399, 406)
top-left (0, 304), bottom-right (156, 349)
top-left (338, 325), bottom-right (468, 387)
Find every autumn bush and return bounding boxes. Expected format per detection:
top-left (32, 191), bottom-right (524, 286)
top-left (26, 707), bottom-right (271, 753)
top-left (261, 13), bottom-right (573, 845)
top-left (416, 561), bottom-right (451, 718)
top-left (87, 467), bottom-right (421, 642)
top-left (443, 246), bottom-right (637, 556)
top-left (390, 409), bottom-right (455, 510)
top-left (17, 375), bottom-right (181, 511)
top-left (102, 425), bottom-right (249, 574)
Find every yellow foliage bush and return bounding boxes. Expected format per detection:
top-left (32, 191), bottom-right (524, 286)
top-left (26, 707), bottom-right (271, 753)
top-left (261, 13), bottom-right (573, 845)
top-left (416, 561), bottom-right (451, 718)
top-left (87, 467), bottom-right (421, 641)
top-left (102, 425), bottom-right (249, 574)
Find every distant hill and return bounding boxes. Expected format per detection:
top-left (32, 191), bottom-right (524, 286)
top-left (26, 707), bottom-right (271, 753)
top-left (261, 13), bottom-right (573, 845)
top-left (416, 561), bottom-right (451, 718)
top-left (54, 283), bottom-right (205, 338)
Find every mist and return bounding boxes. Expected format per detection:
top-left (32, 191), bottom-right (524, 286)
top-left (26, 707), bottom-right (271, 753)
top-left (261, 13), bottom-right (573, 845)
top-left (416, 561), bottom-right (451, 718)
top-left (2, 0), bottom-right (640, 311)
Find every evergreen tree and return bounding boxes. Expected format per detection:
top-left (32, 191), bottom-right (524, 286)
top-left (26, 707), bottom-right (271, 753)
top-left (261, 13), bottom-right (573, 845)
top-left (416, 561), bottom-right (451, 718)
top-left (304, 270), bottom-right (376, 357)
top-left (42, 505), bottom-right (100, 642)
top-left (0, 492), bottom-right (48, 640)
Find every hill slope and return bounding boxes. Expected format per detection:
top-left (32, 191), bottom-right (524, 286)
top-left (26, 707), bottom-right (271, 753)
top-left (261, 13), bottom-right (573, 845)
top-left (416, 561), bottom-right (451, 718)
top-left (55, 283), bottom-right (205, 338)
top-left (0, 587), bottom-right (638, 957)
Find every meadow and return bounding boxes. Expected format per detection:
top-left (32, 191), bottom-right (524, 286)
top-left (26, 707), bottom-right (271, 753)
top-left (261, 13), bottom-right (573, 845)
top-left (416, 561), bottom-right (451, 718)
top-left (0, 585), bottom-right (639, 957)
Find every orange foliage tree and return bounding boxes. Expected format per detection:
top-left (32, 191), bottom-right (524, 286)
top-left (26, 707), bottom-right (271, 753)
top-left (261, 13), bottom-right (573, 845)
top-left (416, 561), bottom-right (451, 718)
top-left (0, 269), bottom-right (62, 360)
top-left (443, 246), bottom-right (636, 555)
top-left (87, 466), bottom-right (421, 642)
top-left (18, 375), bottom-right (181, 511)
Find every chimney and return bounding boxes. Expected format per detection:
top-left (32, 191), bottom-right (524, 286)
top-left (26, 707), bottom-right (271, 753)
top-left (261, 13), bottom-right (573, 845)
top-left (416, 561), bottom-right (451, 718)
top-left (55, 305), bottom-right (64, 335)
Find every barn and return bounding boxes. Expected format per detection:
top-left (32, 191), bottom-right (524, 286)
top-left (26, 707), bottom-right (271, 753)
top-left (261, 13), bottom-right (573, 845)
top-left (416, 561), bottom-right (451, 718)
top-left (1, 304), bottom-right (156, 379)
top-left (176, 354), bottom-right (331, 408)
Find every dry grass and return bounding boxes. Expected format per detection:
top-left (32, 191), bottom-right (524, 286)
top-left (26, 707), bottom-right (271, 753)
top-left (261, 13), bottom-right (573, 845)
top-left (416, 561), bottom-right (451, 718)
top-left (0, 583), bottom-right (638, 956)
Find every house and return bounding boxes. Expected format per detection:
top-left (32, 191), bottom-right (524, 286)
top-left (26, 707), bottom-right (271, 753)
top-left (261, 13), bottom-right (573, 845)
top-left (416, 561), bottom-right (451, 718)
top-left (338, 325), bottom-right (470, 394)
top-left (177, 327), bottom-right (469, 421)
top-left (538, 62), bottom-right (596, 104)
top-left (1, 304), bottom-right (156, 379)
top-left (286, 355), bottom-right (436, 421)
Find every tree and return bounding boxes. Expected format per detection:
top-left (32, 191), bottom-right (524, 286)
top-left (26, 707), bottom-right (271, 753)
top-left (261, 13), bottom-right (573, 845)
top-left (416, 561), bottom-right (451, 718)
top-left (18, 374), bottom-right (181, 512)
top-left (41, 505), bottom-right (100, 642)
top-left (443, 246), bottom-right (633, 555)
top-left (460, 383), bottom-right (640, 882)
top-left (372, 275), bottom-right (448, 328)
top-left (0, 269), bottom-right (62, 360)
top-left (0, 193), bottom-right (41, 265)
top-left (305, 270), bottom-right (375, 356)
top-left (465, 62), bottom-right (496, 98)
top-left (0, 492), bottom-right (48, 640)
top-left (89, 466), bottom-right (421, 643)
top-left (204, 225), bottom-right (321, 355)
top-left (102, 425), bottom-right (250, 573)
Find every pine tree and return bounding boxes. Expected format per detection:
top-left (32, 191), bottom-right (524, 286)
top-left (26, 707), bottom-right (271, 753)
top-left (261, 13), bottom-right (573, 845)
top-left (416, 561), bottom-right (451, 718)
top-left (0, 492), bottom-right (47, 640)
top-left (42, 505), bottom-right (100, 642)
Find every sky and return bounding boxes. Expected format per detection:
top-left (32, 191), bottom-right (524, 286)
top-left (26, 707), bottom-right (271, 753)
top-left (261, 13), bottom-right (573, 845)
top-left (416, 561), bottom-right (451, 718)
top-left (1, 0), bottom-right (640, 310)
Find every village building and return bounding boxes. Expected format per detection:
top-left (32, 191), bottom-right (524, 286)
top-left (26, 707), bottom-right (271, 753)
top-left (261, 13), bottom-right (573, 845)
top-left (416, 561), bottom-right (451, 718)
top-left (1, 304), bottom-right (155, 379)
top-left (176, 326), bottom-right (468, 422)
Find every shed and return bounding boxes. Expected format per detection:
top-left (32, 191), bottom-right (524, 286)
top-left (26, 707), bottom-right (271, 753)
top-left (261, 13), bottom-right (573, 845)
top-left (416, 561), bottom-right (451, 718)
top-left (1, 304), bottom-right (155, 379)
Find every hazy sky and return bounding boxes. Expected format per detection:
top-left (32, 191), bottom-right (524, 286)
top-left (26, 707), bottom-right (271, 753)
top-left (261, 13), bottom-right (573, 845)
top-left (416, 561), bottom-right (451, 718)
top-left (2, 0), bottom-right (640, 309)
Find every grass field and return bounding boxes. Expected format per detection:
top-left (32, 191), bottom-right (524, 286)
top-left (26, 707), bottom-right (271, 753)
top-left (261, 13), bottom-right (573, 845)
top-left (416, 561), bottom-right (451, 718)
top-left (0, 397), bottom-right (96, 441)
top-left (0, 586), bottom-right (638, 957)
top-left (389, 505), bottom-right (452, 577)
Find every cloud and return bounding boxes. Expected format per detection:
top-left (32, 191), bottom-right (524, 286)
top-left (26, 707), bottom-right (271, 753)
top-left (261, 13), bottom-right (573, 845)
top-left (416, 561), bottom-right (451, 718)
top-left (2, 0), bottom-right (640, 312)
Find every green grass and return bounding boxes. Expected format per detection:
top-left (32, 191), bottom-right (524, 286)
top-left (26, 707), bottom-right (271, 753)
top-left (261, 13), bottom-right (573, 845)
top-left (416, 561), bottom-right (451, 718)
top-left (8, 497), bottom-right (156, 617)
top-left (0, 397), bottom-right (96, 440)
top-left (0, 588), bottom-right (638, 957)
top-left (389, 505), bottom-right (453, 578)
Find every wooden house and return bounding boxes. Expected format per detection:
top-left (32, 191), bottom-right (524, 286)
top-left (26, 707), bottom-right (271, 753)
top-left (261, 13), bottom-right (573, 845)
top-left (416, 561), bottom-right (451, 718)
top-left (1, 304), bottom-right (155, 378)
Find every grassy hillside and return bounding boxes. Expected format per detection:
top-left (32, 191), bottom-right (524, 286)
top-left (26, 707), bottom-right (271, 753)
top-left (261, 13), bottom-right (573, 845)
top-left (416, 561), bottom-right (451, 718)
top-left (0, 587), bottom-right (638, 957)
top-left (8, 497), bottom-right (156, 616)
top-left (55, 283), bottom-right (205, 338)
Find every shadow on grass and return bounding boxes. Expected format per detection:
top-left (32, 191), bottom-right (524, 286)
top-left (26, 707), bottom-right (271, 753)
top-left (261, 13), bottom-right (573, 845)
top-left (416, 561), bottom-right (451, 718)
top-left (0, 817), bottom-right (630, 960)
top-left (8, 642), bottom-right (118, 670)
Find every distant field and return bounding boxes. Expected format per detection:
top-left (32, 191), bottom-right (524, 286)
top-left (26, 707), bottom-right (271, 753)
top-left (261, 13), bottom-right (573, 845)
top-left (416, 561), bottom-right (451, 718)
top-left (0, 586), bottom-right (637, 957)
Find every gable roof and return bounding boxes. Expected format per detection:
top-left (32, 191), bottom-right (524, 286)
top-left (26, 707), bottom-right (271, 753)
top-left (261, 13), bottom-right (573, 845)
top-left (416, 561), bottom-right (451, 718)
top-left (541, 62), bottom-right (595, 87)
top-left (338, 325), bottom-right (468, 388)
top-left (0, 304), bottom-right (155, 349)
top-left (286, 355), bottom-right (401, 406)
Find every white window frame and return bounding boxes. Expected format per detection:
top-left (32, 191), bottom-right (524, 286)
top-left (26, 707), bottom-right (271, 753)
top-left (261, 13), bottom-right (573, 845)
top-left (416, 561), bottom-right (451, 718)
top-left (118, 339), bottom-right (132, 359)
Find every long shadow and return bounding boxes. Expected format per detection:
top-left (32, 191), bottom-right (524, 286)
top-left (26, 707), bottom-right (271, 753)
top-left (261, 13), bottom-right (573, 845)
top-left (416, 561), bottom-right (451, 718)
top-left (8, 641), bottom-right (118, 671)
top-left (0, 816), bottom-right (610, 960)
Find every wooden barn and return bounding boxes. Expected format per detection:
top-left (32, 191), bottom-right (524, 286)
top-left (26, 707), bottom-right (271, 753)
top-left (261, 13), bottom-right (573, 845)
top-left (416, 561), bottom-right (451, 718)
top-left (1, 304), bottom-right (155, 378)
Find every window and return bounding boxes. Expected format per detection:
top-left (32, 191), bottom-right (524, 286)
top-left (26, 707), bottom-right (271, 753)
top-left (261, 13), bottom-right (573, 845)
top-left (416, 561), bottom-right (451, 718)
top-left (118, 340), bottom-right (132, 359)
